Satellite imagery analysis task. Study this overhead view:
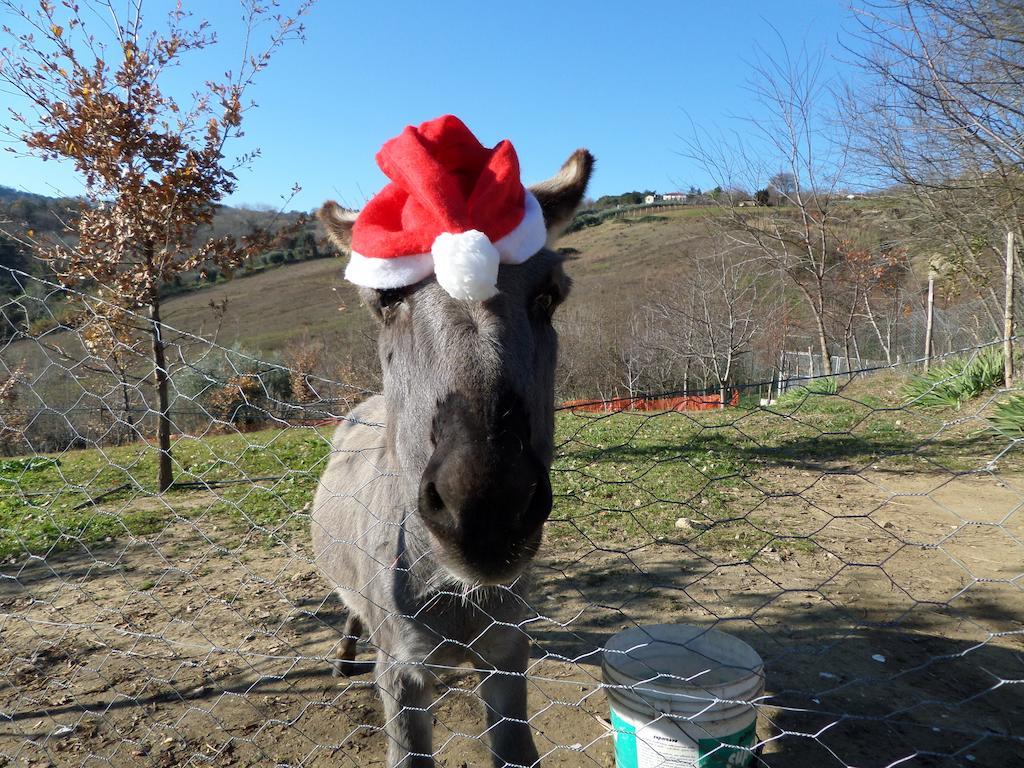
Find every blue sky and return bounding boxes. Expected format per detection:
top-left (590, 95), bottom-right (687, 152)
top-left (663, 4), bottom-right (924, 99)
top-left (0, 0), bottom-right (859, 210)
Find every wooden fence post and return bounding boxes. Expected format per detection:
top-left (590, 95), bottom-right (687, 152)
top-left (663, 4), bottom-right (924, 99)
top-left (924, 269), bottom-right (935, 372)
top-left (1005, 230), bottom-right (1016, 388)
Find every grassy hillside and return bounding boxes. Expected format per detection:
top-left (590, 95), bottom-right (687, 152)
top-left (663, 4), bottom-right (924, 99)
top-left (160, 257), bottom-right (369, 352)
top-left (154, 208), bottom-right (716, 354)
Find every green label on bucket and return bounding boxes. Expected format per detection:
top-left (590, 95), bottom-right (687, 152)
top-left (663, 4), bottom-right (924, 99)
top-left (610, 708), bottom-right (639, 767)
top-left (609, 706), bottom-right (754, 768)
top-left (697, 721), bottom-right (757, 767)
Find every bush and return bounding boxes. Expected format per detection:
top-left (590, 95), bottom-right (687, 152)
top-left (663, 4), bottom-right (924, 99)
top-left (565, 211), bottom-right (603, 233)
top-left (172, 343), bottom-right (291, 429)
top-left (903, 348), bottom-right (1004, 409)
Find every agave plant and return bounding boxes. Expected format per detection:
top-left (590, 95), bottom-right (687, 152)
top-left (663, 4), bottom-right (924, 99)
top-left (903, 348), bottom-right (1005, 409)
top-left (776, 375), bottom-right (839, 408)
top-left (988, 393), bottom-right (1024, 438)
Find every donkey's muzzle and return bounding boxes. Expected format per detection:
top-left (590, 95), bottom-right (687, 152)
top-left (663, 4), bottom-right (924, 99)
top-left (418, 391), bottom-right (553, 583)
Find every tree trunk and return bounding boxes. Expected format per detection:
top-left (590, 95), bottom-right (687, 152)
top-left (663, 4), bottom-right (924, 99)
top-left (844, 333), bottom-right (854, 381)
top-left (924, 270), bottom-right (936, 372)
top-left (776, 349), bottom-right (784, 400)
top-left (1004, 231), bottom-right (1015, 388)
top-left (815, 312), bottom-right (832, 376)
top-left (864, 294), bottom-right (892, 365)
top-left (719, 355), bottom-right (731, 410)
top-left (120, 377), bottom-right (133, 444)
top-left (797, 283), bottom-right (833, 375)
top-left (149, 295), bottom-right (173, 493)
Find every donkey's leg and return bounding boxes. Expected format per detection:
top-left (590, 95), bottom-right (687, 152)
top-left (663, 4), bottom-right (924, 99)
top-left (331, 613), bottom-right (366, 677)
top-left (376, 649), bottom-right (435, 768)
top-left (476, 630), bottom-right (539, 768)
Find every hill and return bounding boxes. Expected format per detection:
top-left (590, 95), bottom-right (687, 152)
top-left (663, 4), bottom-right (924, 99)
top-left (155, 207), bottom-right (716, 351)
top-left (0, 185), bottom-right (318, 312)
top-left (120, 206), bottom-right (719, 404)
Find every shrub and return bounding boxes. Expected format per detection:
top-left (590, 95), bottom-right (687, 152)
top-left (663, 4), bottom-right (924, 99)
top-left (903, 348), bottom-right (1004, 409)
top-left (564, 211), bottom-right (603, 233)
top-left (172, 343), bottom-right (290, 430)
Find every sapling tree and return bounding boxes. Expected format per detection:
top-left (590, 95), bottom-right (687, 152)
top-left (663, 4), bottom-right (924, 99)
top-left (684, 42), bottom-right (852, 375)
top-left (0, 0), bottom-right (310, 489)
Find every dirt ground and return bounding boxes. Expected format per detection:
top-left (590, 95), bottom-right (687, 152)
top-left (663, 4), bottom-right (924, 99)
top-left (1, 467), bottom-right (1022, 767)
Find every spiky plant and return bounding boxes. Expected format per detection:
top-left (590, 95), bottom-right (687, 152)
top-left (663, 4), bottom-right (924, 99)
top-left (903, 348), bottom-right (1005, 409)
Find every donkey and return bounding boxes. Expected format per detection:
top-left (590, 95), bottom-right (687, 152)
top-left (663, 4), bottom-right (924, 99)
top-left (311, 148), bottom-right (593, 768)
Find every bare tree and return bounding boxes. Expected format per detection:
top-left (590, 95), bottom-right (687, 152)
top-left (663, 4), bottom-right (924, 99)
top-left (684, 41), bottom-right (852, 375)
top-left (849, 0), bottom-right (1024, 376)
top-left (832, 235), bottom-right (910, 373)
top-left (648, 248), bottom-right (770, 403)
top-left (0, 1), bottom-right (310, 489)
top-left (0, 362), bottom-right (26, 455)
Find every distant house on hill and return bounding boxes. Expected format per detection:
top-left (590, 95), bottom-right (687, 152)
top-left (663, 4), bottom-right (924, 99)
top-left (662, 192), bottom-right (686, 202)
top-left (644, 194), bottom-right (657, 204)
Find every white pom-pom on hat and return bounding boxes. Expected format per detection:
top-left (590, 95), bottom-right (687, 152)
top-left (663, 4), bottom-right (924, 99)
top-left (431, 230), bottom-right (501, 301)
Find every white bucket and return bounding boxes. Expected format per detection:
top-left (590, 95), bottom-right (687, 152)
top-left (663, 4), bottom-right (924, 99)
top-left (602, 624), bottom-right (765, 768)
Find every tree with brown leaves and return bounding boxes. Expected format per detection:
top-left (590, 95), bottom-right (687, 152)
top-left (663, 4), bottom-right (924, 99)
top-left (0, 0), bottom-right (311, 489)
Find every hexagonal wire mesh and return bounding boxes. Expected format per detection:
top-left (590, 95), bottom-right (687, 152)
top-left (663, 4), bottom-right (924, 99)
top-left (1, 264), bottom-right (1022, 767)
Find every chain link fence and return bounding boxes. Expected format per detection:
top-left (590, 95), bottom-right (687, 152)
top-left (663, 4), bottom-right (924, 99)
top-left (1, 265), bottom-right (1022, 767)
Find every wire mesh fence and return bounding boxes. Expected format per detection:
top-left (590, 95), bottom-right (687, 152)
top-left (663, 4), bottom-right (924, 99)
top-left (1, 265), bottom-right (1022, 767)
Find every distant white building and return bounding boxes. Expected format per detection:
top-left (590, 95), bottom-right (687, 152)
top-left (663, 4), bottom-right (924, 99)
top-left (663, 192), bottom-right (686, 202)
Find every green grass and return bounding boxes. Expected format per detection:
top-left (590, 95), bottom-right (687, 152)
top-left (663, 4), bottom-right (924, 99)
top-left (4, 380), bottom-right (1023, 561)
top-left (775, 376), bottom-right (839, 408)
top-left (0, 427), bottom-right (334, 558)
top-left (546, 388), bottom-right (923, 558)
top-left (549, 410), bottom-right (759, 552)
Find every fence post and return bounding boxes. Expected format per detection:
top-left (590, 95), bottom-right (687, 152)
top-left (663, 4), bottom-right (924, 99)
top-left (776, 350), bottom-right (784, 398)
top-left (1005, 230), bottom-right (1015, 388)
top-left (924, 269), bottom-right (935, 372)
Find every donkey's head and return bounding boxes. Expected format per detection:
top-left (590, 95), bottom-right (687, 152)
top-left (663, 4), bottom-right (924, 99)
top-left (320, 142), bottom-right (592, 585)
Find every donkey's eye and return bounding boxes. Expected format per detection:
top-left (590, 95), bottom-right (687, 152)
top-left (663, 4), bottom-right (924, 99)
top-left (534, 291), bottom-right (553, 313)
top-left (533, 288), bottom-right (561, 318)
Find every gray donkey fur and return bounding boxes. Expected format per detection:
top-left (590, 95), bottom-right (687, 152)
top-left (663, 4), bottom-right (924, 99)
top-left (311, 149), bottom-right (593, 768)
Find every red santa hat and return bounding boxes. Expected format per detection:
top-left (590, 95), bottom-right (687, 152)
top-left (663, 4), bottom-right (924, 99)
top-left (345, 115), bottom-right (547, 301)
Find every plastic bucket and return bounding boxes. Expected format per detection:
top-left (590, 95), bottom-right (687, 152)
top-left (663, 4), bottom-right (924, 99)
top-left (602, 624), bottom-right (765, 768)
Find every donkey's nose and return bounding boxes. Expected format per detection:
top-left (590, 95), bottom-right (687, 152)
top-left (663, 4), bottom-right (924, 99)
top-left (417, 476), bottom-right (457, 535)
top-left (416, 390), bottom-right (552, 576)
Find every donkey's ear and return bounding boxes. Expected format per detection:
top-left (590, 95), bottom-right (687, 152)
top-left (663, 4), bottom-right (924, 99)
top-left (529, 149), bottom-right (594, 245)
top-left (317, 200), bottom-right (358, 250)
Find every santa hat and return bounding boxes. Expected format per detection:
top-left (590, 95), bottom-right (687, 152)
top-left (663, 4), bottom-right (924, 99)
top-left (345, 115), bottom-right (547, 301)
